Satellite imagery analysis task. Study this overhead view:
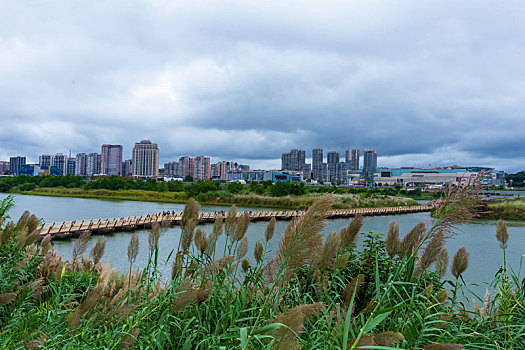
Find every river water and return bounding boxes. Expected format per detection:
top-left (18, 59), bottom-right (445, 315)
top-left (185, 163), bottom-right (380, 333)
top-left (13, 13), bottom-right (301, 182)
top-left (2, 193), bottom-right (524, 300)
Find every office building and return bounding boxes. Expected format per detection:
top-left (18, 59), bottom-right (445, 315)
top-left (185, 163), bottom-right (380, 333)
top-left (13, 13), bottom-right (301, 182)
top-left (52, 154), bottom-right (66, 175)
top-left (132, 140), bottom-right (159, 178)
top-left (101, 144), bottom-right (123, 176)
top-left (346, 149), bottom-right (360, 170)
top-left (363, 149), bottom-right (377, 182)
top-left (9, 156), bottom-right (26, 175)
top-left (75, 153), bottom-right (88, 176)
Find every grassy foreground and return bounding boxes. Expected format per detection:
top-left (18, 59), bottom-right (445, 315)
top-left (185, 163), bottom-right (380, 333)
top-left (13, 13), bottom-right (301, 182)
top-left (0, 188), bottom-right (524, 349)
top-left (18, 187), bottom-right (418, 210)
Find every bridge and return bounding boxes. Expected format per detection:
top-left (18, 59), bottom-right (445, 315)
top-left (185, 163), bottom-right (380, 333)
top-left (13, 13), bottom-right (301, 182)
top-left (39, 205), bottom-right (432, 240)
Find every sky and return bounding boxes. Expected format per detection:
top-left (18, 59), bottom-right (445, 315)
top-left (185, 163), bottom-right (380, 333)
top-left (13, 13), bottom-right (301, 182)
top-left (1, 0), bottom-right (524, 172)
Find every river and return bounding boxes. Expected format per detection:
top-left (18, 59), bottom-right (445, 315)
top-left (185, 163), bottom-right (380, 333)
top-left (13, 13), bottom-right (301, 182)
top-left (2, 193), bottom-right (524, 300)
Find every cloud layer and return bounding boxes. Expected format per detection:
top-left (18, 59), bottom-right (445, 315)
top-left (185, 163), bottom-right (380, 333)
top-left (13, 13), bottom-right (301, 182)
top-left (1, 0), bottom-right (524, 172)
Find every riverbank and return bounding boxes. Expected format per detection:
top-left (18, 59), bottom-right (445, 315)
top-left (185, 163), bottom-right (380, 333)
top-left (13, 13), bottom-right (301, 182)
top-left (13, 187), bottom-right (418, 210)
top-left (478, 198), bottom-right (525, 221)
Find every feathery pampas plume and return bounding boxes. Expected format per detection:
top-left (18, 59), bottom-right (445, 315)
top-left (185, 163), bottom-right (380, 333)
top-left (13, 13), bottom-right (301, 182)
top-left (233, 212), bottom-right (250, 242)
top-left (90, 236), bottom-right (107, 265)
top-left (265, 217), bottom-right (276, 242)
top-left (435, 248), bottom-right (449, 279)
top-left (254, 241), bottom-right (263, 263)
top-left (340, 214), bottom-right (363, 249)
top-left (451, 247), bottom-right (469, 278)
top-left (314, 231), bottom-right (341, 271)
top-left (72, 231), bottom-right (91, 261)
top-left (40, 234), bottom-right (52, 253)
top-left (127, 233), bottom-right (139, 265)
top-left (267, 195), bottom-right (333, 283)
top-left (418, 230), bottom-right (445, 272)
top-left (148, 222), bottom-right (161, 253)
top-left (496, 219), bottom-right (509, 249)
top-left (224, 205), bottom-right (237, 237)
top-left (236, 236), bottom-right (249, 260)
top-left (399, 222), bottom-right (426, 258)
top-left (270, 303), bottom-right (326, 350)
top-left (385, 220), bottom-right (400, 258)
top-left (180, 198), bottom-right (200, 253)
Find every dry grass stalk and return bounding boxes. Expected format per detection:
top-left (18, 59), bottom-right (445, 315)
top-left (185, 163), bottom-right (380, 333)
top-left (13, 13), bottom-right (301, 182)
top-left (496, 219), bottom-right (509, 249)
top-left (127, 233), bottom-right (139, 265)
top-left (172, 280), bottom-right (197, 312)
top-left (435, 248), bottom-right (449, 279)
top-left (23, 339), bottom-right (45, 349)
top-left (236, 236), bottom-right (249, 260)
top-left (254, 241), bottom-right (263, 263)
top-left (265, 217), bottom-right (276, 242)
top-left (419, 230), bottom-right (446, 272)
top-left (181, 198), bottom-right (200, 253)
top-left (90, 236), bottom-right (107, 265)
top-left (0, 292), bottom-right (17, 305)
top-left (399, 222), bottom-right (426, 258)
top-left (340, 214), bottom-right (363, 249)
top-left (267, 195), bottom-right (333, 283)
top-left (451, 247), bottom-right (469, 279)
top-left (385, 220), bottom-right (400, 258)
top-left (435, 289), bottom-right (449, 304)
top-left (148, 222), bottom-right (161, 253)
top-left (171, 252), bottom-right (184, 279)
top-left (270, 303), bottom-right (326, 350)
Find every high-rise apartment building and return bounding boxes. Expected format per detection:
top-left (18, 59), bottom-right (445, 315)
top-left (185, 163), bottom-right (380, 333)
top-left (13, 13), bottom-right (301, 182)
top-left (178, 156), bottom-right (194, 179)
top-left (9, 156), bottom-right (26, 175)
top-left (312, 148), bottom-right (327, 182)
top-left (87, 153), bottom-right (101, 175)
top-left (67, 158), bottom-right (76, 175)
top-left (39, 155), bottom-right (52, 169)
top-left (327, 151), bottom-right (340, 182)
top-left (363, 149), bottom-right (377, 182)
top-left (101, 144), bottom-right (123, 176)
top-left (132, 140), bottom-right (159, 178)
top-left (52, 154), bottom-right (66, 175)
top-left (194, 156), bottom-right (211, 180)
top-left (281, 149), bottom-right (306, 171)
top-left (345, 149), bottom-right (360, 170)
top-left (164, 161), bottom-right (179, 176)
top-left (0, 161), bottom-right (9, 174)
top-left (122, 159), bottom-right (132, 177)
top-left (75, 153), bottom-right (88, 176)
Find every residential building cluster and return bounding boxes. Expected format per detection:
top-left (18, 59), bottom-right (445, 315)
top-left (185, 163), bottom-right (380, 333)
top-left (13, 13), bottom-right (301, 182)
top-left (0, 142), bottom-right (506, 187)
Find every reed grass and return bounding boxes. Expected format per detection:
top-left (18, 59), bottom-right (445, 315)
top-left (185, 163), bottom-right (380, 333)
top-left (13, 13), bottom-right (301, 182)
top-left (0, 185), bottom-right (524, 349)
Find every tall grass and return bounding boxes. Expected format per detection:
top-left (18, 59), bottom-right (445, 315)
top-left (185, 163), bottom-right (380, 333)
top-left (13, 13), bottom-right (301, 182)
top-left (0, 184), bottom-right (524, 348)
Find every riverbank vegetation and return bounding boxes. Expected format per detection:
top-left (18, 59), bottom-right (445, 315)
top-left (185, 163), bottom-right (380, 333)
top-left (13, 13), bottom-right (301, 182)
top-left (1, 185), bottom-right (524, 349)
top-left (0, 175), bottom-right (421, 209)
top-left (479, 198), bottom-right (525, 221)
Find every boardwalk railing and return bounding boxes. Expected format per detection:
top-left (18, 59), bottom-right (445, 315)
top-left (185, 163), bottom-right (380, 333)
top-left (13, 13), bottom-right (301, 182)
top-left (39, 205), bottom-right (431, 240)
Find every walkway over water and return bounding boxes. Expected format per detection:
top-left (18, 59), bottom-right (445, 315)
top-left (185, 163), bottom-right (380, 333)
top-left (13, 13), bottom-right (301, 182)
top-left (40, 205), bottom-right (432, 240)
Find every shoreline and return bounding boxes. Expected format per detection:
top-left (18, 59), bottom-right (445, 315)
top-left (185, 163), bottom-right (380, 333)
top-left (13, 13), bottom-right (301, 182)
top-left (4, 188), bottom-right (419, 210)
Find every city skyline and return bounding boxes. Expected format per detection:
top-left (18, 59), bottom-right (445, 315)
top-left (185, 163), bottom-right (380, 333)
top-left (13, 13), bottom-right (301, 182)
top-left (1, 1), bottom-right (524, 172)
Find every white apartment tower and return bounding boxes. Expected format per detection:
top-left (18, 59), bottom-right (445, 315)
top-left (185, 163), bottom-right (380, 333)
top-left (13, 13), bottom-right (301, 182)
top-left (132, 140), bottom-right (159, 178)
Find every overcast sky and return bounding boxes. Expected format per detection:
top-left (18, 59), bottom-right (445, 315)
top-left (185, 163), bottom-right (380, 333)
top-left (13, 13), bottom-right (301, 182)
top-left (1, 0), bottom-right (524, 172)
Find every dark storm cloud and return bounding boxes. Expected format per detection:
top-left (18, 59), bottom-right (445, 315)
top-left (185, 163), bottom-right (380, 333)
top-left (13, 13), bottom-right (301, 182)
top-left (0, 0), bottom-right (524, 171)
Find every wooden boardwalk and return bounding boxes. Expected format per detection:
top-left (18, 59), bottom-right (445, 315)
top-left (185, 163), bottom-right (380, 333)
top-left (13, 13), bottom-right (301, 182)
top-left (39, 205), bottom-right (431, 240)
